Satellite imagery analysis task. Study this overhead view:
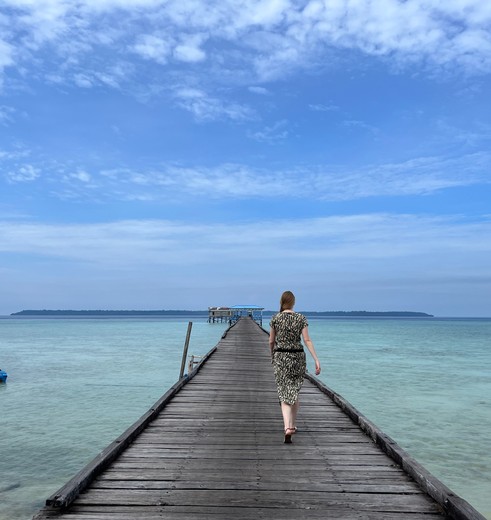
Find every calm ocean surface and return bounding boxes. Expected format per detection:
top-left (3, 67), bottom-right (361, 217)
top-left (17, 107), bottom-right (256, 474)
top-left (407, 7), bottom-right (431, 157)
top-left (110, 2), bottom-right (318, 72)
top-left (0, 316), bottom-right (490, 519)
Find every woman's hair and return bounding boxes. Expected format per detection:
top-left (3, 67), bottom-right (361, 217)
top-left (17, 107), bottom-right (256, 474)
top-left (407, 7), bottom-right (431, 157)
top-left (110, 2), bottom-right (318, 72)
top-left (280, 290), bottom-right (295, 312)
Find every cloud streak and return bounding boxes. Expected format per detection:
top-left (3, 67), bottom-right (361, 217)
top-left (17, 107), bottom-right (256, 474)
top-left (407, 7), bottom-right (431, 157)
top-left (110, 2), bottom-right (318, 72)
top-left (173, 87), bottom-right (256, 122)
top-left (5, 152), bottom-right (490, 202)
top-left (1, 214), bottom-right (490, 282)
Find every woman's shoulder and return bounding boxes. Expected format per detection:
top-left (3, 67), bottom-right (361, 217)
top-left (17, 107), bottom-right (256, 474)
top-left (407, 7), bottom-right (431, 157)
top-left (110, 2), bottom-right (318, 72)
top-left (294, 312), bottom-right (308, 325)
top-left (290, 311), bottom-right (304, 318)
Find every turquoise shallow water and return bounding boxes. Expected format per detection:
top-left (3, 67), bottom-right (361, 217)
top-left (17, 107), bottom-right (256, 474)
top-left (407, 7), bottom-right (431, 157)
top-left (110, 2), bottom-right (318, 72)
top-left (0, 316), bottom-right (490, 519)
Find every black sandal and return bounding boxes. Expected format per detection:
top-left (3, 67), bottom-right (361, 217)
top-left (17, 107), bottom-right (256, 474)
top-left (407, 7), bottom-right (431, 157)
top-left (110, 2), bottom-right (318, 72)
top-left (284, 428), bottom-right (295, 443)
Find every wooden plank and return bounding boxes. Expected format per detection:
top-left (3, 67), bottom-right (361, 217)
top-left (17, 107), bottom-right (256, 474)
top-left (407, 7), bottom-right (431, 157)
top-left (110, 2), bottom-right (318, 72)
top-left (74, 489), bottom-right (443, 512)
top-left (98, 469), bottom-right (407, 481)
top-left (90, 478), bottom-right (423, 494)
top-left (110, 454), bottom-right (395, 469)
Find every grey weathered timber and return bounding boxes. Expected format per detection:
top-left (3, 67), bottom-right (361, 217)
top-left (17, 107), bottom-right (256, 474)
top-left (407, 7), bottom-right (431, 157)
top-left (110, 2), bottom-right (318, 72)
top-left (33, 317), bottom-right (486, 520)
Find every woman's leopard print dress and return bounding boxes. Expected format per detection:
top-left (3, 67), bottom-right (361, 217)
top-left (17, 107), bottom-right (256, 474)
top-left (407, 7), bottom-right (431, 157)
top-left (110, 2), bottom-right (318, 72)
top-left (270, 312), bottom-right (307, 405)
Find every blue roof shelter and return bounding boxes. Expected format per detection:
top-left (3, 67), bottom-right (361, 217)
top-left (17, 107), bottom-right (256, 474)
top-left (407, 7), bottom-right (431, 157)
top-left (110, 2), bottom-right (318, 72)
top-left (230, 305), bottom-right (264, 325)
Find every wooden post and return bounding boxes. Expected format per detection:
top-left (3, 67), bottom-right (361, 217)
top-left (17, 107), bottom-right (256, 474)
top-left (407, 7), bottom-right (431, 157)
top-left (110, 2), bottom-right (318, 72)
top-left (179, 321), bottom-right (193, 379)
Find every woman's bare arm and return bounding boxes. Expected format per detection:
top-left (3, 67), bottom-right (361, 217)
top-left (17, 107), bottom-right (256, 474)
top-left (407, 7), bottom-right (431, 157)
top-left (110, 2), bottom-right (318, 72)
top-left (269, 327), bottom-right (276, 362)
top-left (302, 326), bottom-right (321, 375)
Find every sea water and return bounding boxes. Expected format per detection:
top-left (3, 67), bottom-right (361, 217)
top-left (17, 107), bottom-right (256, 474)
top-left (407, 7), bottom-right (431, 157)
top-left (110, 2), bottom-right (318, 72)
top-left (0, 316), bottom-right (490, 519)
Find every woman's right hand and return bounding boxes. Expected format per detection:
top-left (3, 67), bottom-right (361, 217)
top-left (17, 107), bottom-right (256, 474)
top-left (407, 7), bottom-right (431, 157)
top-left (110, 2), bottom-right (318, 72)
top-left (314, 360), bottom-right (321, 375)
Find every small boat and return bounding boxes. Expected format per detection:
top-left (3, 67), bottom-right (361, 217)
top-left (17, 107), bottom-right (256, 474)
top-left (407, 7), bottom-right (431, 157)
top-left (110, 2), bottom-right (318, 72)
top-left (0, 369), bottom-right (7, 383)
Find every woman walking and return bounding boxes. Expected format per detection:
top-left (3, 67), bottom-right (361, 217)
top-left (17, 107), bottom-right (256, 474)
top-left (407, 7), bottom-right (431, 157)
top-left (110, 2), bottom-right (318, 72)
top-left (269, 290), bottom-right (321, 443)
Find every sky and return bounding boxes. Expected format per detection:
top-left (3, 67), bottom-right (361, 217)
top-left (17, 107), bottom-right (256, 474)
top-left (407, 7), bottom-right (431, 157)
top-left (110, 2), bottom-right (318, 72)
top-left (1, 0), bottom-right (491, 317)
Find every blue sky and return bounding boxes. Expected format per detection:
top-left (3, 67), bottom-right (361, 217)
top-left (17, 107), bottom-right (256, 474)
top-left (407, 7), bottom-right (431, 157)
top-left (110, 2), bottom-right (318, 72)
top-left (1, 0), bottom-right (491, 316)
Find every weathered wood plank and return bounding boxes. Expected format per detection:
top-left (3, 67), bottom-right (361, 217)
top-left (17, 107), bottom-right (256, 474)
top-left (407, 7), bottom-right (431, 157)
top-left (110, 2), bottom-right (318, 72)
top-left (110, 455), bottom-right (396, 469)
top-left (90, 479), bottom-right (423, 494)
top-left (74, 489), bottom-right (443, 512)
top-left (99, 469), bottom-right (407, 482)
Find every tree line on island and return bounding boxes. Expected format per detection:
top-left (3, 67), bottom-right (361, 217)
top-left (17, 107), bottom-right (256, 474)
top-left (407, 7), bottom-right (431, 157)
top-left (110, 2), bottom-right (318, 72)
top-left (11, 309), bottom-right (434, 317)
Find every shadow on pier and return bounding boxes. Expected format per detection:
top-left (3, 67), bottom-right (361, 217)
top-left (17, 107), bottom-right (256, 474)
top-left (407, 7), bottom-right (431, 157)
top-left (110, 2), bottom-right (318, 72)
top-left (33, 318), bottom-right (485, 520)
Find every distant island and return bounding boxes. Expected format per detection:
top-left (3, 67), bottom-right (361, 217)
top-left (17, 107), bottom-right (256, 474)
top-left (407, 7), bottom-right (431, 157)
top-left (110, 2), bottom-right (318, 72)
top-left (302, 311), bottom-right (433, 317)
top-left (11, 309), bottom-right (434, 317)
top-left (11, 309), bottom-right (209, 316)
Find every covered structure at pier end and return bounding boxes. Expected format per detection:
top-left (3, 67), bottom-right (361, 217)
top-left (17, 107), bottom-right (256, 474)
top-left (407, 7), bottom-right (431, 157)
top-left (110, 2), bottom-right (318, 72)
top-left (230, 304), bottom-right (264, 325)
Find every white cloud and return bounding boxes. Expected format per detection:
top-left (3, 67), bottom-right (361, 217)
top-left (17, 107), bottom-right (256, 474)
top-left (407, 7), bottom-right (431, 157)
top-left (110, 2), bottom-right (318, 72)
top-left (0, 38), bottom-right (14, 89)
top-left (251, 36), bottom-right (304, 81)
top-left (247, 119), bottom-right (289, 143)
top-left (239, 0), bottom-right (290, 27)
top-left (2, 0), bottom-right (491, 99)
top-left (0, 105), bottom-right (15, 124)
top-left (0, 146), bottom-right (31, 162)
top-left (342, 119), bottom-right (379, 135)
top-left (173, 87), bottom-right (256, 122)
top-left (6, 164), bottom-right (40, 182)
top-left (0, 39), bottom-right (14, 68)
top-left (73, 73), bottom-right (94, 88)
top-left (174, 34), bottom-right (207, 63)
top-left (248, 86), bottom-right (269, 95)
top-left (10, 1), bottom-right (72, 50)
top-left (309, 103), bottom-right (338, 112)
top-left (68, 170), bottom-right (92, 183)
top-left (132, 34), bottom-right (172, 65)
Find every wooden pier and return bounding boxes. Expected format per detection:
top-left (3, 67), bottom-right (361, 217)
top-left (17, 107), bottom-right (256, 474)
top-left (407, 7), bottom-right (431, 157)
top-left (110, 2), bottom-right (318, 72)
top-left (33, 318), bottom-right (485, 520)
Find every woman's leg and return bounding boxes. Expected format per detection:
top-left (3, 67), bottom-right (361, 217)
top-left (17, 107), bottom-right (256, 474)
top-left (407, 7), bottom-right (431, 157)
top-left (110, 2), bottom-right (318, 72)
top-left (281, 401), bottom-right (295, 431)
top-left (292, 398), bottom-right (300, 430)
top-left (281, 401), bottom-right (297, 443)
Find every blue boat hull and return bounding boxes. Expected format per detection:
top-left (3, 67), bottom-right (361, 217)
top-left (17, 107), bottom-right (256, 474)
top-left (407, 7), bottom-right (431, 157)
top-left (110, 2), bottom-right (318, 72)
top-left (0, 371), bottom-right (7, 383)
